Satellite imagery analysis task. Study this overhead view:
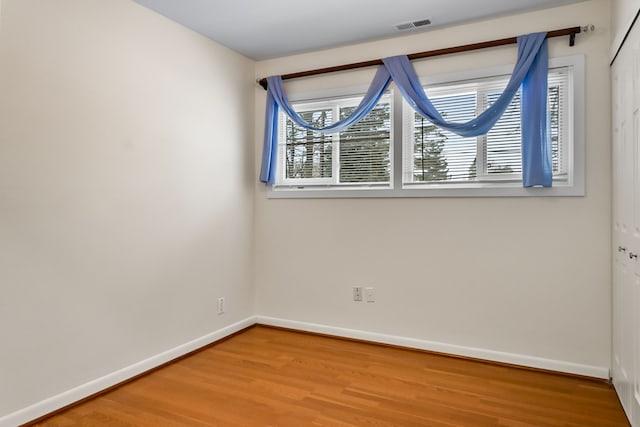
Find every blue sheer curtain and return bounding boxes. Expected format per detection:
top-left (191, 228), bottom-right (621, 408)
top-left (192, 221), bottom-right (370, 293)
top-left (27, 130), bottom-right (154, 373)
top-left (383, 33), bottom-right (551, 187)
top-left (260, 32), bottom-right (551, 187)
top-left (520, 36), bottom-right (551, 187)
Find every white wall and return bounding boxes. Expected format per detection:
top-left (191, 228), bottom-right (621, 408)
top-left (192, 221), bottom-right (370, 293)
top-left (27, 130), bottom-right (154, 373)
top-left (611, 0), bottom-right (640, 55)
top-left (0, 0), bottom-right (254, 419)
top-left (254, 0), bottom-right (612, 374)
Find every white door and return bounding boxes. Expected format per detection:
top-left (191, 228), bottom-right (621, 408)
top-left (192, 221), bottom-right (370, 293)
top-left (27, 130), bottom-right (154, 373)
top-left (613, 18), bottom-right (640, 426)
top-left (631, 35), bottom-right (640, 425)
top-left (612, 53), bottom-right (634, 419)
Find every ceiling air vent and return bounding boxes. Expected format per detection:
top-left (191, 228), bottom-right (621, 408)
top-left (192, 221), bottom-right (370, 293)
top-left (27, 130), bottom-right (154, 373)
top-left (394, 18), bottom-right (431, 32)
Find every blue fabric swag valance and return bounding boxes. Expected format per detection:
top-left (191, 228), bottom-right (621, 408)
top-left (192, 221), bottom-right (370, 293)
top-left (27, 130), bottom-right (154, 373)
top-left (260, 32), bottom-right (551, 187)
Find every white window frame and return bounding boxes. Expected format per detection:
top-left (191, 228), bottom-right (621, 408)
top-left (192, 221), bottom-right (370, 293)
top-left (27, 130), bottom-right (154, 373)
top-left (267, 54), bottom-right (585, 199)
top-left (275, 93), bottom-right (394, 189)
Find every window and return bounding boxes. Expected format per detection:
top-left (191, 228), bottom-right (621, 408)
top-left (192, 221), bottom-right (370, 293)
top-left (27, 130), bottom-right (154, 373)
top-left (270, 55), bottom-right (584, 198)
top-left (278, 94), bottom-right (392, 188)
top-left (403, 68), bottom-right (570, 187)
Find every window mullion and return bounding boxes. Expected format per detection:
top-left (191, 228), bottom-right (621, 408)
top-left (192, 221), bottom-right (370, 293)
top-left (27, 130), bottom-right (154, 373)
top-left (392, 88), bottom-right (403, 190)
top-left (333, 105), bottom-right (340, 185)
top-left (476, 89), bottom-right (487, 180)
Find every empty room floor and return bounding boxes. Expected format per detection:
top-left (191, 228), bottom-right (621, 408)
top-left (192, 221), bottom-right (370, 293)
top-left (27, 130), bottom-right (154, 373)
top-left (33, 325), bottom-right (629, 426)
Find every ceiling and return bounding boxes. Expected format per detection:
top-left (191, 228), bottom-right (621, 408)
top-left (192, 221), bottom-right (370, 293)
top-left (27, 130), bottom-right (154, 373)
top-left (133, 0), bottom-right (586, 60)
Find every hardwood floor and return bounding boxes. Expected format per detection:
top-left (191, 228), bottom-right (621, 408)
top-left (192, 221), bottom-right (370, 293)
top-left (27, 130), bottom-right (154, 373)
top-left (32, 325), bottom-right (629, 426)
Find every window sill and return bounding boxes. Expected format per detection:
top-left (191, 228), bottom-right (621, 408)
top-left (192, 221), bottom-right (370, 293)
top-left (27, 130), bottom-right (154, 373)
top-left (266, 181), bottom-right (584, 199)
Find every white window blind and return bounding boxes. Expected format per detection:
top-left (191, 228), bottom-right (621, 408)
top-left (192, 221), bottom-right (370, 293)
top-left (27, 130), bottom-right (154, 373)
top-left (339, 104), bottom-right (391, 184)
top-left (409, 92), bottom-right (477, 183)
top-left (484, 90), bottom-right (522, 177)
top-left (548, 70), bottom-right (570, 178)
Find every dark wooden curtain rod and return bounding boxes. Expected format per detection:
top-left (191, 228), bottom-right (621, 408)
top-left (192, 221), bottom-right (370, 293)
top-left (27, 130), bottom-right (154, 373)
top-left (258, 26), bottom-right (581, 90)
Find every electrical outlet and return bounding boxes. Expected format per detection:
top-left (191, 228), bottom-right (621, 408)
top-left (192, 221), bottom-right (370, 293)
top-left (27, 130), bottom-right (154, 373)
top-left (217, 297), bottom-right (225, 315)
top-left (353, 287), bottom-right (363, 301)
top-left (365, 287), bottom-right (375, 302)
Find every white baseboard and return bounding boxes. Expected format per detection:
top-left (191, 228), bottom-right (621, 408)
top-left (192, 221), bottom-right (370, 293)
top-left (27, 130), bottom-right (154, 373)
top-left (0, 316), bottom-right (257, 427)
top-left (256, 316), bottom-right (610, 380)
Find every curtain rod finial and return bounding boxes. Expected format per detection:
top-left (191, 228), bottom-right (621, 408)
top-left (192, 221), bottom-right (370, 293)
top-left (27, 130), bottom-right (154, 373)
top-left (257, 78), bottom-right (268, 90)
top-left (581, 24), bottom-right (595, 33)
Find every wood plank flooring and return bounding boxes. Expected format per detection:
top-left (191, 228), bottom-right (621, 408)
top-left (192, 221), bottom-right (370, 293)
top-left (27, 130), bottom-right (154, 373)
top-left (32, 325), bottom-right (629, 426)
